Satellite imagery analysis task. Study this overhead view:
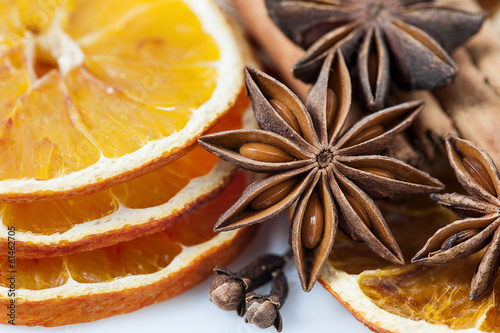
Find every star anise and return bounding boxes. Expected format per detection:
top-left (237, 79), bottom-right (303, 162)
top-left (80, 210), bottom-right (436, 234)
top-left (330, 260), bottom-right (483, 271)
top-left (198, 50), bottom-right (444, 291)
top-left (265, 0), bottom-right (486, 110)
top-left (413, 135), bottom-right (500, 300)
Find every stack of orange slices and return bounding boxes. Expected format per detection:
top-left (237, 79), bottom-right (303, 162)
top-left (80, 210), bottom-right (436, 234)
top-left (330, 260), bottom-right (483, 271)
top-left (0, 0), bottom-right (256, 326)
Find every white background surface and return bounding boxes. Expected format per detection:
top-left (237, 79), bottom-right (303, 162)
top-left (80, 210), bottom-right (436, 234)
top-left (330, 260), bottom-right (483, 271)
top-left (2, 213), bottom-right (370, 333)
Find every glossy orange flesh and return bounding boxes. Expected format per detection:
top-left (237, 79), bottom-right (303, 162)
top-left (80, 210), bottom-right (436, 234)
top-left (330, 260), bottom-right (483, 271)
top-left (0, 0), bottom-right (220, 180)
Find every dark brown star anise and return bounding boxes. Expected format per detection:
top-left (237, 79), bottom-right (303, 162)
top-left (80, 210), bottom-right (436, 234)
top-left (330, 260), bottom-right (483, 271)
top-left (198, 50), bottom-right (444, 291)
top-left (413, 135), bottom-right (500, 300)
top-left (265, 0), bottom-right (486, 110)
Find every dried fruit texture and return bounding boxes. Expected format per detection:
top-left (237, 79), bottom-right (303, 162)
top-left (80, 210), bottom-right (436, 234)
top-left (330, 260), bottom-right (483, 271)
top-left (413, 135), bottom-right (500, 300)
top-left (0, 0), bottom-right (245, 203)
top-left (0, 173), bottom-right (256, 327)
top-left (0, 100), bottom-right (249, 258)
top-left (319, 192), bottom-right (500, 333)
top-left (199, 49), bottom-right (443, 292)
top-left (265, 0), bottom-right (486, 110)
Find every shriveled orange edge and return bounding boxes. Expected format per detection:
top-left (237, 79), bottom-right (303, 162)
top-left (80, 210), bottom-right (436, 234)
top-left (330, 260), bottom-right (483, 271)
top-left (0, 0), bottom-right (245, 204)
top-left (319, 261), bottom-right (486, 333)
top-left (0, 226), bottom-right (256, 327)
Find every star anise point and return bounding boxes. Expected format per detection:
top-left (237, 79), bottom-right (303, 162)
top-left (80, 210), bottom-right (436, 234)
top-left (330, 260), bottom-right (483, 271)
top-left (200, 49), bottom-right (443, 291)
top-left (265, 0), bottom-right (486, 109)
top-left (414, 135), bottom-right (500, 300)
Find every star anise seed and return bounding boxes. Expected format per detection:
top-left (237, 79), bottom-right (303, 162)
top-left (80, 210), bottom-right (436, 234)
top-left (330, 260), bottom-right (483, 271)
top-left (199, 49), bottom-right (444, 291)
top-left (265, 0), bottom-right (486, 110)
top-left (412, 134), bottom-right (500, 300)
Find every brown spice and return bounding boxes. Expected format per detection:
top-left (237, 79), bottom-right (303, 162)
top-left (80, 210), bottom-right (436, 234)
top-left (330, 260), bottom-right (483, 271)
top-left (209, 253), bottom-right (289, 315)
top-left (199, 49), bottom-right (444, 291)
top-left (245, 269), bottom-right (288, 332)
top-left (413, 135), bottom-right (500, 300)
top-left (265, 0), bottom-right (486, 110)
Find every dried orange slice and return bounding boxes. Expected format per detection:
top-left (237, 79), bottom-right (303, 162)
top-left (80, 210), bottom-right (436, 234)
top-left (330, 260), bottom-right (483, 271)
top-left (0, 0), bottom-right (245, 203)
top-left (0, 99), bottom-right (251, 258)
top-left (0, 173), bottom-right (256, 327)
top-left (319, 197), bottom-right (500, 332)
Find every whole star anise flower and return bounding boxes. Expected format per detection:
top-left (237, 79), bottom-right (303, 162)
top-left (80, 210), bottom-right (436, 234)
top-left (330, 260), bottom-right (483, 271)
top-left (265, 0), bottom-right (486, 110)
top-left (199, 50), bottom-right (444, 291)
top-left (413, 135), bottom-right (500, 300)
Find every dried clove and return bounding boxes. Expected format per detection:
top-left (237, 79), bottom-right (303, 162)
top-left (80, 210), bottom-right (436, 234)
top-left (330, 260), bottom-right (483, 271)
top-left (245, 269), bottom-right (288, 332)
top-left (209, 251), bottom-right (291, 316)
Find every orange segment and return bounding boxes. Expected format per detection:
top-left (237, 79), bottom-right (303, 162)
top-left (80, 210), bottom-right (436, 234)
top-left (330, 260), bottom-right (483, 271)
top-left (480, 282), bottom-right (500, 332)
top-left (0, 48), bottom-right (29, 118)
top-left (2, 190), bottom-right (119, 234)
top-left (83, 57), bottom-right (219, 108)
top-left (66, 66), bottom-right (191, 158)
top-left (110, 145), bottom-right (218, 209)
top-left (77, 1), bottom-right (220, 64)
top-left (15, 0), bottom-right (58, 34)
top-left (0, 0), bottom-right (244, 203)
top-left (61, 0), bottom-right (156, 40)
top-left (0, 71), bottom-right (101, 180)
top-left (66, 232), bottom-right (183, 284)
top-left (0, 48), bottom-right (31, 179)
top-left (0, 256), bottom-right (68, 290)
top-left (0, 1), bottom-right (24, 50)
top-left (359, 256), bottom-right (493, 330)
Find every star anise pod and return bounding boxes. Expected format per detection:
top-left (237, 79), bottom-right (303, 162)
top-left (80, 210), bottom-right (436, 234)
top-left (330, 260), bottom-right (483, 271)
top-left (198, 50), bottom-right (444, 291)
top-left (413, 135), bottom-right (500, 300)
top-left (265, 0), bottom-right (486, 110)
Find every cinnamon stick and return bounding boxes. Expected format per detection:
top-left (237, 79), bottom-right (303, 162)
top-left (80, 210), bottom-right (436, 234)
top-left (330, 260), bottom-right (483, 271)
top-left (425, 0), bottom-right (500, 166)
top-left (391, 87), bottom-right (456, 160)
top-left (433, 48), bottom-right (500, 165)
top-left (457, 0), bottom-right (500, 99)
top-left (228, 0), bottom-right (309, 99)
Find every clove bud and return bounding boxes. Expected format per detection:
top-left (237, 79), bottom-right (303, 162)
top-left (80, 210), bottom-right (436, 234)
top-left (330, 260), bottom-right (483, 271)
top-left (209, 269), bottom-right (248, 314)
top-left (209, 252), bottom-right (290, 316)
top-left (245, 269), bottom-right (288, 332)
